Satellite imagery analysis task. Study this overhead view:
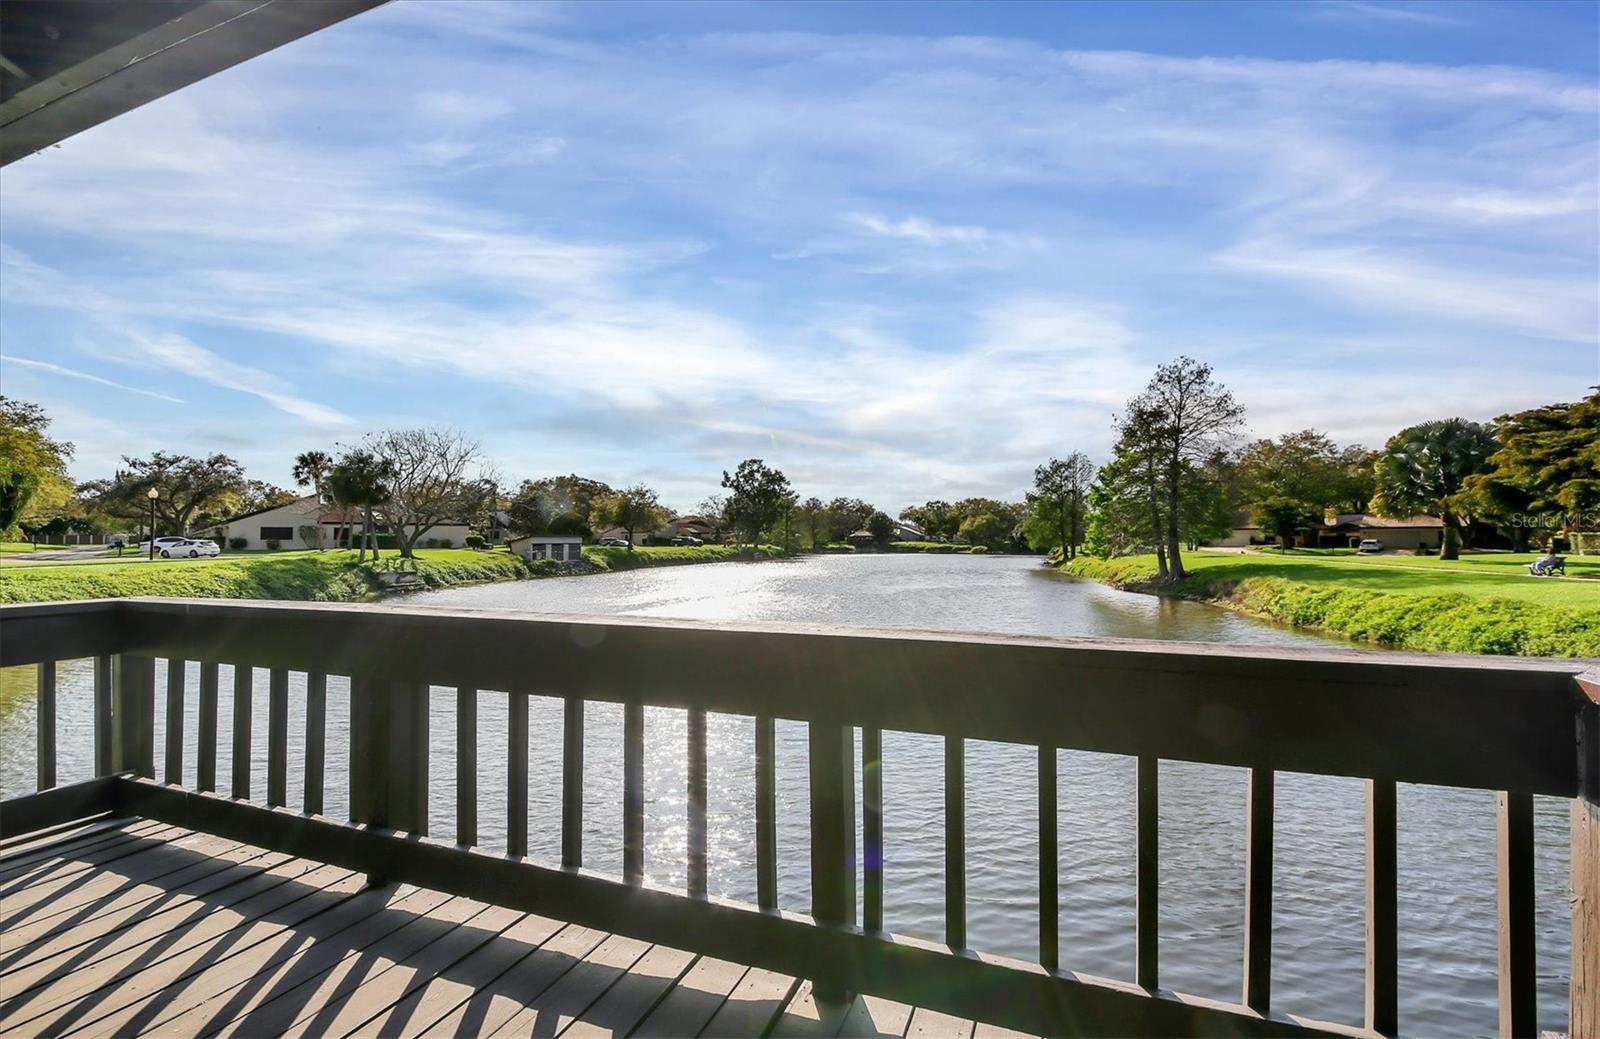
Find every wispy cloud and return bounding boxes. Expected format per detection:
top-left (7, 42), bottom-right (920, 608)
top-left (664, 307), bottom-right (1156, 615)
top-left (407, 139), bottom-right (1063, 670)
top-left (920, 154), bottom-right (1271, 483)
top-left (2, 355), bottom-right (185, 403)
top-left (128, 333), bottom-right (346, 426)
top-left (1310, 1), bottom-right (1465, 28)
top-left (846, 213), bottom-right (991, 245)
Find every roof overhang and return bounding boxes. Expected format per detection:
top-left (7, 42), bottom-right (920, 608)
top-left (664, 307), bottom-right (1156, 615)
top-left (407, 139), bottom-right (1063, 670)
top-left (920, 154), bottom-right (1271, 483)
top-left (0, 0), bottom-right (388, 166)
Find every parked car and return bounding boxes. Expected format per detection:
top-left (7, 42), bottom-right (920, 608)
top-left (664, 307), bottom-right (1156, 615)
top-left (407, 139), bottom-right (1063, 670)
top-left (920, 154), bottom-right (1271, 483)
top-left (137, 536), bottom-right (189, 554)
top-left (1357, 538), bottom-right (1383, 554)
top-left (671, 535), bottom-right (704, 546)
top-left (597, 537), bottom-right (630, 547)
top-left (158, 538), bottom-right (220, 558)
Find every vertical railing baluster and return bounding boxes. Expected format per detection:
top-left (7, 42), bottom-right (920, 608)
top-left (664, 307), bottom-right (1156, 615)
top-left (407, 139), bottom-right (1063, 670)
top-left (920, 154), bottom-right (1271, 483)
top-left (163, 660), bottom-right (185, 784)
top-left (1039, 744), bottom-right (1058, 971)
top-left (623, 700), bottom-right (643, 884)
top-left (562, 694), bottom-right (584, 869)
top-left (1573, 674), bottom-right (1599, 1039)
top-left (456, 687), bottom-right (477, 846)
top-left (304, 672), bottom-right (326, 815)
top-left (197, 662), bottom-right (218, 793)
top-left (1365, 777), bottom-right (1398, 1036)
top-left (863, 726), bottom-right (884, 933)
top-left (349, 677), bottom-right (370, 823)
top-left (809, 719), bottom-right (856, 1007)
top-left (1243, 767), bottom-right (1275, 1013)
top-left (1136, 753), bottom-right (1159, 990)
top-left (93, 655), bottom-right (112, 777)
top-left (946, 735), bottom-right (966, 950)
top-left (688, 707), bottom-right (707, 897)
top-left (114, 654), bottom-right (155, 779)
top-left (36, 661), bottom-right (56, 791)
top-left (267, 668), bottom-right (288, 807)
top-left (756, 715), bottom-right (777, 911)
top-left (508, 691), bottom-right (528, 857)
top-left (1496, 790), bottom-right (1536, 1039)
top-left (231, 665), bottom-right (253, 799)
top-left (390, 682), bottom-right (429, 834)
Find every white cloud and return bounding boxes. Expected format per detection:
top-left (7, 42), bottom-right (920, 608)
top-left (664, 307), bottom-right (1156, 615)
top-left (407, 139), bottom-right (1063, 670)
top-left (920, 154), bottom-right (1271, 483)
top-left (846, 213), bottom-right (990, 245)
top-left (2, 355), bottom-right (184, 403)
top-left (129, 332), bottom-right (347, 426)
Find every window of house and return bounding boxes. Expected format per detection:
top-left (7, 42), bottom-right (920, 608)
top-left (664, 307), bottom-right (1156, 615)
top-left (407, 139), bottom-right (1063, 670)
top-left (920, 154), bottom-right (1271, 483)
top-left (260, 526), bottom-right (294, 541)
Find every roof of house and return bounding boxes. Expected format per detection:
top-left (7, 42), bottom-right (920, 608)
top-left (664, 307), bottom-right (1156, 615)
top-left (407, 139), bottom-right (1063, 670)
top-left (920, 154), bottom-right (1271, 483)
top-left (508, 533), bottom-right (585, 544)
top-left (218, 494), bottom-right (319, 527)
top-left (1330, 513), bottom-right (1448, 529)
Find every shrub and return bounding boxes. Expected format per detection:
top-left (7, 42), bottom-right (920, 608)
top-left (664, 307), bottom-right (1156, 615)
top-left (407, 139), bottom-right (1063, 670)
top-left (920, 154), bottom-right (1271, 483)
top-left (424, 537), bottom-right (439, 548)
top-left (264, 539), bottom-right (280, 551)
top-left (228, 537), bottom-right (247, 551)
top-left (465, 534), bottom-right (485, 550)
top-left (438, 538), bottom-right (453, 549)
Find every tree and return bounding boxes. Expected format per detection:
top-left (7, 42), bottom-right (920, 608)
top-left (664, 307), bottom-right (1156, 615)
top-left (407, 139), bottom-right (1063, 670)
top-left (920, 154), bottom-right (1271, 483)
top-left (0, 398), bottom-right (74, 536)
top-left (327, 449), bottom-right (392, 562)
top-left (696, 495), bottom-right (728, 541)
top-left (1133, 358), bottom-right (1245, 579)
top-left (79, 451), bottom-right (246, 535)
top-left (867, 510), bottom-right (895, 545)
top-left (366, 428), bottom-right (490, 559)
top-left (507, 475), bottom-right (615, 537)
top-left (591, 484), bottom-right (666, 550)
top-left (957, 512), bottom-right (1010, 548)
top-left (1252, 496), bottom-right (1322, 551)
top-left (824, 497), bottom-right (876, 543)
top-left (1089, 404), bottom-right (1173, 574)
top-left (899, 501), bottom-right (959, 541)
top-left (721, 460), bottom-right (793, 546)
top-left (1456, 390), bottom-right (1599, 549)
top-left (799, 497), bottom-right (826, 549)
top-left (1373, 418), bottom-right (1497, 559)
top-left (292, 451), bottom-right (332, 501)
top-left (1027, 453), bottom-right (1095, 559)
top-left (239, 480), bottom-right (299, 513)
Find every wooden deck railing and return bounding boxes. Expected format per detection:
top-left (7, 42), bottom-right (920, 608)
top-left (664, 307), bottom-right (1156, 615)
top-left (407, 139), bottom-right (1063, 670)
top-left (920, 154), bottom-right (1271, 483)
top-left (2, 597), bottom-right (1596, 1038)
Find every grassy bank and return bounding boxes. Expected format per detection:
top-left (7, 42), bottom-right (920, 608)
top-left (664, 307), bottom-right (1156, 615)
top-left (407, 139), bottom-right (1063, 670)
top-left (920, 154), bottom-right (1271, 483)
top-left (0, 544), bottom-right (775, 605)
top-left (583, 544), bottom-right (783, 571)
top-left (886, 541), bottom-right (988, 553)
top-left (1061, 551), bottom-right (1600, 657)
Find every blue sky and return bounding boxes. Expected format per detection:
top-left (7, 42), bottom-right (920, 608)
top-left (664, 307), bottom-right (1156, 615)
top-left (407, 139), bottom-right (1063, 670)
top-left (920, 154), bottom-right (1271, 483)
top-left (1, 0), bottom-right (1595, 512)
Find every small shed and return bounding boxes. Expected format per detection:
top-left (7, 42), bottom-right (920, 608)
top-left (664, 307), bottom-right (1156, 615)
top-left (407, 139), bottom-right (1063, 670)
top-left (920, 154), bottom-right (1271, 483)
top-left (508, 535), bottom-right (585, 562)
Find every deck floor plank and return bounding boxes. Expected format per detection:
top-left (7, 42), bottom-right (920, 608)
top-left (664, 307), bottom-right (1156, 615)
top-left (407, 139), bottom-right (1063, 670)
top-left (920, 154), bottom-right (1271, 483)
top-left (561, 942), bottom-right (697, 1038)
top-left (630, 956), bottom-right (750, 1039)
top-left (0, 849), bottom-right (302, 989)
top-left (342, 912), bottom-right (568, 1038)
top-left (110, 887), bottom-right (451, 1039)
top-left (0, 818), bottom-right (159, 878)
top-left (264, 902), bottom-right (523, 1039)
top-left (486, 933), bottom-right (652, 1037)
top-left (0, 826), bottom-right (1016, 1039)
top-left (699, 966), bottom-right (801, 1038)
top-left (416, 924), bottom-right (611, 1038)
top-left (838, 993), bottom-right (916, 1038)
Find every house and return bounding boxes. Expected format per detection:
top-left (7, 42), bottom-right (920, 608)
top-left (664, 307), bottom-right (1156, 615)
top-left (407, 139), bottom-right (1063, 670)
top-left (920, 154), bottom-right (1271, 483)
top-left (508, 534), bottom-right (585, 562)
top-left (1317, 513), bottom-right (1452, 550)
top-left (1210, 511), bottom-right (1265, 548)
top-left (211, 495), bottom-right (473, 550)
top-left (847, 528), bottom-right (878, 549)
top-left (890, 519), bottom-right (928, 541)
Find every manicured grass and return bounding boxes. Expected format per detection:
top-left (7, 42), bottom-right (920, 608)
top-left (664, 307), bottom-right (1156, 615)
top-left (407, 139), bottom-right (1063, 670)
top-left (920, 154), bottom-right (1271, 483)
top-left (0, 548), bottom-right (550, 604)
top-left (1063, 551), bottom-right (1600, 657)
top-left (887, 541), bottom-right (981, 553)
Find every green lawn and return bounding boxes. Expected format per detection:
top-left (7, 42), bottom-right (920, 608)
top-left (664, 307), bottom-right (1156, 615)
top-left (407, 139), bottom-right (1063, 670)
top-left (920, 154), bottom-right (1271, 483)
top-left (1065, 550), bottom-right (1599, 656)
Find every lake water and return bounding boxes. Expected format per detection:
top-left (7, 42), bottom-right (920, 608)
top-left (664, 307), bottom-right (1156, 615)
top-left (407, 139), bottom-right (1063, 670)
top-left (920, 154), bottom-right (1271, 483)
top-left (0, 554), bottom-right (1572, 1036)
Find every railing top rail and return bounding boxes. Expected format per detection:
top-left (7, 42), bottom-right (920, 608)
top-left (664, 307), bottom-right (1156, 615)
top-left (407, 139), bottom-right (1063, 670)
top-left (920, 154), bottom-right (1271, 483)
top-left (2, 597), bottom-right (1593, 796)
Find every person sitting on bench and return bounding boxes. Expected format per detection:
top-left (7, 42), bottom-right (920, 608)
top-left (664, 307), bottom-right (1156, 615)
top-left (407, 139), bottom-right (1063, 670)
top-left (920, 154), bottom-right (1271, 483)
top-left (1527, 552), bottom-right (1565, 576)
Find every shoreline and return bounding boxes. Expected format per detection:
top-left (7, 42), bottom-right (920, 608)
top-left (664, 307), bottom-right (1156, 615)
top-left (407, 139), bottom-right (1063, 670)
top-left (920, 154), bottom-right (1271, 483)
top-left (1057, 554), bottom-right (1600, 657)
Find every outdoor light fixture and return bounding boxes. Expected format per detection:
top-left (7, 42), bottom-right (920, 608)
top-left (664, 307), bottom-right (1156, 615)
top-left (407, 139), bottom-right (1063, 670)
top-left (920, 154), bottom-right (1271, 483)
top-left (146, 488), bottom-right (159, 559)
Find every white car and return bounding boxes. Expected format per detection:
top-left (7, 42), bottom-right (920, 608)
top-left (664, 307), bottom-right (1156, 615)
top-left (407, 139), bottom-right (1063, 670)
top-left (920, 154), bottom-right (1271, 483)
top-left (157, 538), bottom-right (220, 559)
top-left (137, 536), bottom-right (189, 555)
top-left (1357, 538), bottom-right (1383, 554)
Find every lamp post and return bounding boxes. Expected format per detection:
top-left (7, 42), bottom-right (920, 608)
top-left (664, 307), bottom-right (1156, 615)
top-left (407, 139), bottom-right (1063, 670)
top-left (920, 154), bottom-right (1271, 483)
top-left (146, 488), bottom-right (159, 560)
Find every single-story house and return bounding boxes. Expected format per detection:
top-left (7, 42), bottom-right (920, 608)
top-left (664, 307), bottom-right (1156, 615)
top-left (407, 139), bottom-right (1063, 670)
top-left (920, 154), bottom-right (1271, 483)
top-left (847, 528), bottom-right (879, 548)
top-left (508, 534), bottom-right (585, 561)
top-left (1316, 513), bottom-right (1452, 550)
top-left (890, 520), bottom-right (927, 541)
top-left (210, 496), bottom-right (473, 551)
top-left (1212, 511), bottom-right (1265, 548)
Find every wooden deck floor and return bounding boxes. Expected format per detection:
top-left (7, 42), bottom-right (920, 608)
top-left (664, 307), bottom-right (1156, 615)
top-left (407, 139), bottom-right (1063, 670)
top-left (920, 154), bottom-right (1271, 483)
top-left (0, 819), bottom-right (1030, 1039)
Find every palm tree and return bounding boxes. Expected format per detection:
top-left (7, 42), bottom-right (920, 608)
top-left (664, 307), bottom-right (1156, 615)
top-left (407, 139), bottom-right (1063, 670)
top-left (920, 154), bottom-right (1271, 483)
top-left (291, 451), bottom-right (333, 549)
top-left (326, 450), bottom-right (392, 563)
top-left (1373, 418), bottom-right (1498, 560)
